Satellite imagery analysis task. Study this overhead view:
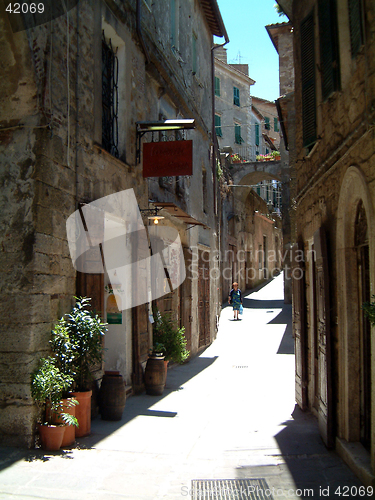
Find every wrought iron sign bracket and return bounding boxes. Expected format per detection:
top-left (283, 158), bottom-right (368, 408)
top-left (136, 119), bottom-right (195, 164)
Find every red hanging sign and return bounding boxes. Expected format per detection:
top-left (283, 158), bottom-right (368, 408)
top-left (143, 140), bottom-right (193, 178)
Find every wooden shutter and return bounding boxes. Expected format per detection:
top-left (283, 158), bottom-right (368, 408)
top-left (265, 117), bottom-right (270, 130)
top-left (255, 123), bottom-right (259, 146)
top-left (274, 117), bottom-right (279, 132)
top-left (301, 11), bottom-right (317, 149)
top-left (233, 87), bottom-right (240, 106)
top-left (348, 0), bottom-right (363, 57)
top-left (318, 0), bottom-right (340, 100)
top-left (292, 242), bottom-right (307, 410)
top-left (215, 115), bottom-right (222, 137)
top-left (215, 76), bottom-right (220, 96)
top-left (314, 226), bottom-right (333, 448)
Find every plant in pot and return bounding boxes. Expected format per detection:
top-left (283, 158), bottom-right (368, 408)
top-left (31, 357), bottom-right (78, 451)
top-left (363, 296), bottom-right (375, 325)
top-left (51, 297), bottom-right (107, 437)
top-left (152, 309), bottom-right (190, 365)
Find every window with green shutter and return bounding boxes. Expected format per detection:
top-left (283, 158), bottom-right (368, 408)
top-left (348, 0), bottom-right (363, 57)
top-left (274, 117), bottom-right (279, 132)
top-left (301, 11), bottom-right (317, 150)
top-left (265, 117), bottom-right (270, 130)
top-left (318, 0), bottom-right (340, 100)
top-left (233, 87), bottom-right (240, 106)
top-left (255, 123), bottom-right (260, 146)
top-left (235, 124), bottom-right (243, 144)
top-left (215, 115), bottom-right (222, 137)
top-left (215, 77), bottom-right (220, 96)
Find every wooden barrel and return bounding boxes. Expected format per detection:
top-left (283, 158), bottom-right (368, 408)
top-left (144, 356), bottom-right (166, 395)
top-left (99, 372), bottom-right (126, 421)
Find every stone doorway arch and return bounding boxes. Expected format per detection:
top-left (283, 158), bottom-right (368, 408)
top-left (336, 166), bottom-right (375, 465)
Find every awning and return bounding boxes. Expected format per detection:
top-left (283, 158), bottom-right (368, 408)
top-left (262, 133), bottom-right (277, 151)
top-left (154, 202), bottom-right (209, 229)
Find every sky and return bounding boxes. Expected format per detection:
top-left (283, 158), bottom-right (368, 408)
top-left (214, 0), bottom-right (287, 102)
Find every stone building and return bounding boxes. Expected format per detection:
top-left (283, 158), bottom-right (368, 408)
top-left (214, 47), bottom-right (255, 161)
top-left (277, 0), bottom-right (375, 484)
top-left (251, 96), bottom-right (281, 157)
top-left (0, 0), bottom-right (227, 447)
top-left (266, 21), bottom-right (295, 303)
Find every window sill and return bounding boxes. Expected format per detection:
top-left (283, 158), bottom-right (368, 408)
top-left (93, 142), bottom-right (130, 169)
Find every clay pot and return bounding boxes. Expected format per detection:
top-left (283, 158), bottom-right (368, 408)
top-left (38, 424), bottom-right (65, 451)
top-left (71, 390), bottom-right (92, 437)
top-left (51, 398), bottom-right (77, 447)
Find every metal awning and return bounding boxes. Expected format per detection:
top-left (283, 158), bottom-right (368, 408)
top-left (154, 202), bottom-right (209, 229)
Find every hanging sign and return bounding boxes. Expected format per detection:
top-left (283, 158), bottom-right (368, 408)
top-left (143, 140), bottom-right (193, 178)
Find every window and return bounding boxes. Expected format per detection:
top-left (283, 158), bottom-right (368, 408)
top-left (215, 115), bottom-right (222, 137)
top-left (255, 123), bottom-right (260, 146)
top-left (170, 0), bottom-right (179, 51)
top-left (233, 87), bottom-right (240, 106)
top-left (318, 0), bottom-right (340, 100)
top-left (264, 117), bottom-right (270, 130)
top-left (234, 124), bottom-right (243, 144)
top-left (192, 32), bottom-right (197, 75)
top-left (274, 117), bottom-right (279, 132)
top-left (348, 0), bottom-right (363, 57)
top-left (215, 76), bottom-right (220, 96)
top-left (301, 11), bottom-right (317, 149)
top-left (102, 32), bottom-right (119, 158)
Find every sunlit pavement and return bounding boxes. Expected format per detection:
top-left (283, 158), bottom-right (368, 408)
top-left (0, 273), bottom-right (362, 499)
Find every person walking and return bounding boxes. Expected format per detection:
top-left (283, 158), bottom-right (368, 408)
top-left (228, 282), bottom-right (243, 320)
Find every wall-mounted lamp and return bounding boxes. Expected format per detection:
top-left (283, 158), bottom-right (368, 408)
top-left (139, 207), bottom-right (165, 225)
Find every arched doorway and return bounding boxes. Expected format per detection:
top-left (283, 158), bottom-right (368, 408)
top-left (336, 166), bottom-right (375, 463)
top-left (355, 201), bottom-right (371, 451)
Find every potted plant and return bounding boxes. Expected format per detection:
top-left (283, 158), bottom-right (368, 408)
top-left (31, 357), bottom-right (78, 450)
top-left (271, 150), bottom-right (281, 160)
top-left (363, 296), bottom-right (375, 325)
top-left (152, 309), bottom-right (190, 365)
top-left (51, 297), bottom-right (107, 437)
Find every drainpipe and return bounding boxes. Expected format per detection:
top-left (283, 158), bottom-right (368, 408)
top-left (211, 37), bottom-right (229, 217)
top-left (136, 0), bottom-right (150, 64)
top-left (75, 0), bottom-right (80, 210)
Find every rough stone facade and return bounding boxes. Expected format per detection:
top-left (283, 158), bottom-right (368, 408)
top-left (280, 0), bottom-right (375, 483)
top-left (0, 0), bottom-right (227, 447)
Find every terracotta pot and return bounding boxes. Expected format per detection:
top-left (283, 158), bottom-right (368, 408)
top-left (38, 424), bottom-right (65, 451)
top-left (144, 356), bottom-right (166, 395)
top-left (275, 155), bottom-right (281, 160)
top-left (52, 398), bottom-right (77, 448)
top-left (99, 372), bottom-right (126, 421)
top-left (71, 390), bottom-right (92, 437)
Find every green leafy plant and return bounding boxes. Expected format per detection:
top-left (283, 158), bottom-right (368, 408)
top-left (271, 150), bottom-right (281, 157)
top-left (362, 296), bottom-right (375, 325)
top-left (51, 297), bottom-right (107, 392)
top-left (31, 357), bottom-right (78, 427)
top-left (152, 309), bottom-right (189, 364)
top-left (151, 342), bottom-right (166, 357)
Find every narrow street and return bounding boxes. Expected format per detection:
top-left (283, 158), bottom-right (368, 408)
top-left (0, 274), bottom-right (362, 500)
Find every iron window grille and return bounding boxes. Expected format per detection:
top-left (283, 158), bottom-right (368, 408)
top-left (102, 32), bottom-right (119, 158)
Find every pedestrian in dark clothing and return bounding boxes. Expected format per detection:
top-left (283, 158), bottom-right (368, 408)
top-left (228, 282), bottom-right (243, 320)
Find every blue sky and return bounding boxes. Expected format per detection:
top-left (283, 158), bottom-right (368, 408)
top-left (214, 0), bottom-right (286, 102)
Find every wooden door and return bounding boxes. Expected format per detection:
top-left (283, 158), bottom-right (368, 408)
top-left (314, 226), bottom-right (333, 448)
top-left (180, 247), bottom-right (192, 354)
top-left (198, 250), bottom-right (210, 348)
top-left (292, 242), bottom-right (307, 410)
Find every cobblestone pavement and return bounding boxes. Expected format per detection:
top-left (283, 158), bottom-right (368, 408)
top-left (0, 274), bottom-right (366, 499)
